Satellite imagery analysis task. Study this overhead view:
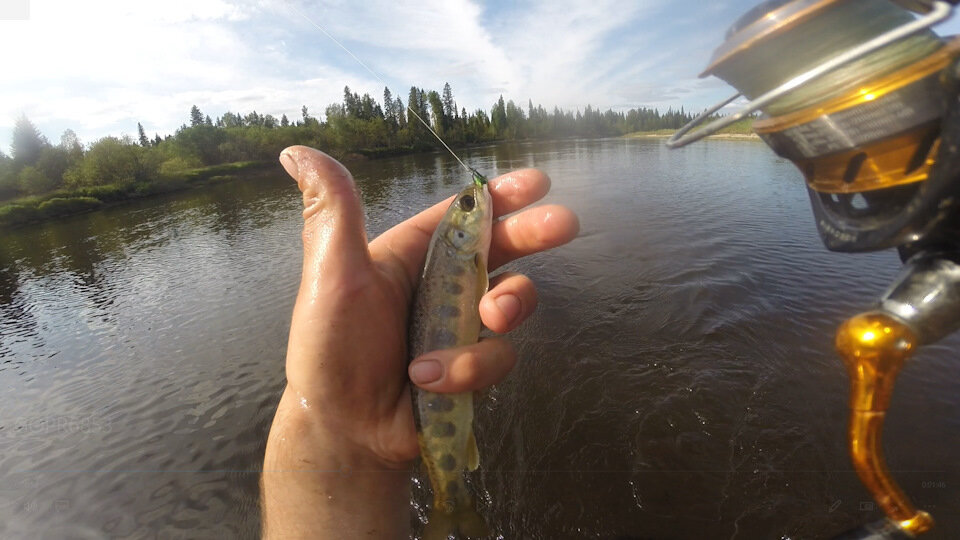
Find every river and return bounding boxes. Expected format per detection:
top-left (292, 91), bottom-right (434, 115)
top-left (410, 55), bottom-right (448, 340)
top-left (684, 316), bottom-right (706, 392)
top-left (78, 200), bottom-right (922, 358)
top-left (1, 138), bottom-right (958, 539)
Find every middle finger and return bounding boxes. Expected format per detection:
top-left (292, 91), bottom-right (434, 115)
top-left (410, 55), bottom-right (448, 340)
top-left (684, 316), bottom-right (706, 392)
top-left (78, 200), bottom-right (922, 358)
top-left (488, 204), bottom-right (580, 270)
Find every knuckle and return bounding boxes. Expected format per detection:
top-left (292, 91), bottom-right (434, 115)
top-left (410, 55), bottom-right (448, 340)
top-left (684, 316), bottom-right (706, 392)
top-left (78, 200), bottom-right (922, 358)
top-left (301, 193), bottom-right (324, 222)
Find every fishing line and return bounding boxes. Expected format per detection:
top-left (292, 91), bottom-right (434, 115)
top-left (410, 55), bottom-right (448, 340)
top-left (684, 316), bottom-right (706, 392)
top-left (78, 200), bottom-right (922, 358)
top-left (285, 1), bottom-right (474, 175)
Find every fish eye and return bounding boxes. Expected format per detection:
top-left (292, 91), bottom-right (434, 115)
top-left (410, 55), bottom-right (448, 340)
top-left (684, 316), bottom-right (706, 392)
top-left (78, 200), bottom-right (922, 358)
top-left (459, 194), bottom-right (475, 212)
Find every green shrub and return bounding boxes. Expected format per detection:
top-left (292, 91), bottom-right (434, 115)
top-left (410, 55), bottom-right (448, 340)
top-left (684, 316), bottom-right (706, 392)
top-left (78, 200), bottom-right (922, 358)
top-left (0, 204), bottom-right (40, 227)
top-left (131, 178), bottom-right (186, 196)
top-left (18, 165), bottom-right (60, 195)
top-left (190, 161), bottom-right (269, 180)
top-left (160, 156), bottom-right (202, 176)
top-left (72, 183), bottom-right (130, 202)
top-left (36, 197), bottom-right (102, 218)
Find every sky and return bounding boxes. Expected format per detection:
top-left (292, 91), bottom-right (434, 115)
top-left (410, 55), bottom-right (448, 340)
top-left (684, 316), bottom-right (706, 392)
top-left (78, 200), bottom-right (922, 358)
top-left (2, 0), bottom-right (960, 154)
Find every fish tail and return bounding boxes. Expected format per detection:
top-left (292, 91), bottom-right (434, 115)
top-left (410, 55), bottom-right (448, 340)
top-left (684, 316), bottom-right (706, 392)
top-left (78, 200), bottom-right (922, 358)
top-left (423, 500), bottom-right (489, 540)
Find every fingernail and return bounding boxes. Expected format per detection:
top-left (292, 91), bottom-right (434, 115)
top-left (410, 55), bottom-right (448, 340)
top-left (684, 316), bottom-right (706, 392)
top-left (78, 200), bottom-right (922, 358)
top-left (279, 151), bottom-right (298, 179)
top-left (494, 294), bottom-right (521, 325)
top-left (409, 359), bottom-right (443, 384)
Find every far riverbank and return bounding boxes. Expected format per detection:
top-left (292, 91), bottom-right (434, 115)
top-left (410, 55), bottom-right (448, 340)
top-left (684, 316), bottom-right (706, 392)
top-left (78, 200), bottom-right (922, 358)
top-left (624, 131), bottom-right (762, 141)
top-left (623, 117), bottom-right (761, 141)
top-left (0, 161), bottom-right (276, 230)
top-left (0, 128), bottom-right (760, 230)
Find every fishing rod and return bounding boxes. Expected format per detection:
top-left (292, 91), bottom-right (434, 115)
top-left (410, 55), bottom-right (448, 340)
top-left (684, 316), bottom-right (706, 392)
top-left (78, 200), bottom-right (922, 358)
top-left (669, 1), bottom-right (960, 538)
top-left (285, 2), bottom-right (487, 185)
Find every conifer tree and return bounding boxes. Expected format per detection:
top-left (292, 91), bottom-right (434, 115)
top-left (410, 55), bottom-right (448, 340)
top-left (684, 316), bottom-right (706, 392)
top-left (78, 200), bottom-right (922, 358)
top-left (137, 123), bottom-right (150, 147)
top-left (383, 87), bottom-right (395, 125)
top-left (11, 115), bottom-right (48, 164)
top-left (395, 97), bottom-right (406, 128)
top-left (442, 83), bottom-right (455, 120)
top-left (491, 95), bottom-right (507, 137)
top-left (407, 87), bottom-right (427, 144)
top-left (190, 105), bottom-right (204, 127)
top-left (427, 90), bottom-right (445, 135)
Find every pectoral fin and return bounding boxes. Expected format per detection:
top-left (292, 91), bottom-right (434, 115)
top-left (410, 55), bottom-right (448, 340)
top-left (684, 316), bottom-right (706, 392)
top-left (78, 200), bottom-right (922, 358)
top-left (466, 430), bottom-right (480, 471)
top-left (474, 253), bottom-right (488, 303)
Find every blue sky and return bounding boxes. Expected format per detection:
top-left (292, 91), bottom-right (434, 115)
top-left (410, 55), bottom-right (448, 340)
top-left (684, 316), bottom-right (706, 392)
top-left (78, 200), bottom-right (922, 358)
top-left (2, 0), bottom-right (960, 154)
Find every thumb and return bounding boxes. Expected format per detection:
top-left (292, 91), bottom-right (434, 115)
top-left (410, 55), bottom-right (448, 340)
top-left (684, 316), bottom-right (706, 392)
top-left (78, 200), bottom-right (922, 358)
top-left (280, 146), bottom-right (372, 291)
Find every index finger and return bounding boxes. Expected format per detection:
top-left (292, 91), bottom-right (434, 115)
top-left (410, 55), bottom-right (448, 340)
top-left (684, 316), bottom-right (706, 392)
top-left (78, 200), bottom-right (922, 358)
top-left (369, 168), bottom-right (551, 287)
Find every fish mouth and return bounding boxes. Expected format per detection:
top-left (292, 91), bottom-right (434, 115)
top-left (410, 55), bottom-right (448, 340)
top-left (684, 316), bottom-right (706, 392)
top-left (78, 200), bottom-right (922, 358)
top-left (471, 168), bottom-right (488, 186)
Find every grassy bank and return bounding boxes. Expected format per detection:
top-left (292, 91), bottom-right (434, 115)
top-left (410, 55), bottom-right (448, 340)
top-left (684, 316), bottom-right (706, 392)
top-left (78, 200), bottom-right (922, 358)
top-left (624, 117), bottom-right (759, 139)
top-left (0, 161), bottom-right (274, 230)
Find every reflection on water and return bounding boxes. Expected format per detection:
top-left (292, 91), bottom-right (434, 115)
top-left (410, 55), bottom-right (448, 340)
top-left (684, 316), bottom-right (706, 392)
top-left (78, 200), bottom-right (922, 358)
top-left (1, 140), bottom-right (958, 539)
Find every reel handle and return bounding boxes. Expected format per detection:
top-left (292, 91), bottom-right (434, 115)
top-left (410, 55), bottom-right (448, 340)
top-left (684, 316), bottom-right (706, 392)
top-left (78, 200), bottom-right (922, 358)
top-left (832, 518), bottom-right (916, 540)
top-left (666, 1), bottom-right (954, 149)
top-left (835, 313), bottom-right (934, 536)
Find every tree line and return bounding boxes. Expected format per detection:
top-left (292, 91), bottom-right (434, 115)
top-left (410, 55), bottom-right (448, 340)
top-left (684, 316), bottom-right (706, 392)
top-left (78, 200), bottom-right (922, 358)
top-left (0, 82), bottom-right (697, 201)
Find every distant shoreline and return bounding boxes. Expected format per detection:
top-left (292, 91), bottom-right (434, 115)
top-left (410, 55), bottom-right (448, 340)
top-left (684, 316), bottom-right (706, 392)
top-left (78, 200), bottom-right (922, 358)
top-left (623, 131), bottom-right (762, 141)
top-left (1, 132), bottom-right (763, 230)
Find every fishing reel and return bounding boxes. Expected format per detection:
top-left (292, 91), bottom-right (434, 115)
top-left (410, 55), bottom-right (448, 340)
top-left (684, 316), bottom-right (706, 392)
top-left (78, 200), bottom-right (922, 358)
top-left (668, 0), bottom-right (960, 537)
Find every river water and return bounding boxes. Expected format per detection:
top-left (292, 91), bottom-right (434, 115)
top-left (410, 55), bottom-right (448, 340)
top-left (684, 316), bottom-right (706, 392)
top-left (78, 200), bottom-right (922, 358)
top-left (0, 138), bottom-right (957, 539)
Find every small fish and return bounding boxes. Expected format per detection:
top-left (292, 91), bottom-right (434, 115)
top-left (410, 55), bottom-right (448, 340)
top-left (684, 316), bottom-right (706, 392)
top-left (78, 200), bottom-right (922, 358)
top-left (409, 170), bottom-right (493, 539)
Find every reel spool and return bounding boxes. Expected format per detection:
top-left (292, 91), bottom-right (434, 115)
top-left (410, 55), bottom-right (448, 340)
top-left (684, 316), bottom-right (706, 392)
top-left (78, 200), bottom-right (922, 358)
top-left (667, 0), bottom-right (960, 253)
top-left (668, 1), bottom-right (960, 538)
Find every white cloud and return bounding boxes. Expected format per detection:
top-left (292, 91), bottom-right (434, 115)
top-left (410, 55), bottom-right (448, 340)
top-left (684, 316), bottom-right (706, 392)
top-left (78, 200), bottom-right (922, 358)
top-left (284, 0), bottom-right (520, 111)
top-left (5, 0), bottom-right (958, 155)
top-left (1, 0), bottom-right (267, 148)
top-left (491, 0), bottom-right (667, 109)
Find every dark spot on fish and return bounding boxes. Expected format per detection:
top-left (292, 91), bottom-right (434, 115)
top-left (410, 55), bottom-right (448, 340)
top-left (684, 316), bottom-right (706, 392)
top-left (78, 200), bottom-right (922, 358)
top-left (436, 498), bottom-right (455, 514)
top-left (439, 453), bottom-right (457, 471)
top-left (437, 305), bottom-right (460, 319)
top-left (428, 395), bottom-right (455, 412)
top-left (446, 282), bottom-right (464, 294)
top-left (449, 264), bottom-right (466, 276)
top-left (446, 480), bottom-right (460, 495)
top-left (432, 422), bottom-right (456, 437)
top-left (433, 328), bottom-right (457, 347)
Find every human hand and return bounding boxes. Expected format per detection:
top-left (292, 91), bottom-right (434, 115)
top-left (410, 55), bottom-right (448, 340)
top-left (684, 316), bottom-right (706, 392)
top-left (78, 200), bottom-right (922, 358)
top-left (262, 145), bottom-right (578, 537)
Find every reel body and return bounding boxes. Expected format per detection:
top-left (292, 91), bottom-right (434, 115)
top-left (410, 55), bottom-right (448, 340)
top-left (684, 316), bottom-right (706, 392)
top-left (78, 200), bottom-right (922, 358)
top-left (667, 0), bottom-right (960, 537)
top-left (673, 0), bottom-right (960, 253)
